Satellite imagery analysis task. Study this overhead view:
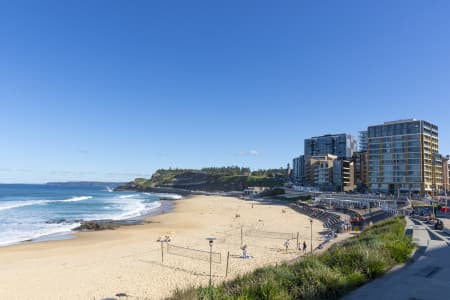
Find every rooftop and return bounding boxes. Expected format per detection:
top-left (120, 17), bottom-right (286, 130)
top-left (382, 119), bottom-right (417, 125)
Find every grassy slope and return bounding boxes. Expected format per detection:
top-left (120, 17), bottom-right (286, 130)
top-left (132, 169), bottom-right (285, 190)
top-left (167, 216), bottom-right (414, 300)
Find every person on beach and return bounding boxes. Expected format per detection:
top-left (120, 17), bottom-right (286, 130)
top-left (302, 241), bottom-right (307, 253)
top-left (284, 239), bottom-right (289, 253)
top-left (241, 244), bottom-right (250, 259)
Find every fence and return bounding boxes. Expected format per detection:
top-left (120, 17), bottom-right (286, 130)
top-left (167, 243), bottom-right (222, 264)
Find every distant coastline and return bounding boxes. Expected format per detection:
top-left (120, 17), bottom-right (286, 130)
top-left (46, 181), bottom-right (126, 187)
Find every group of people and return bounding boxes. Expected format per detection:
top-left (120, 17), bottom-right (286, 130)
top-left (283, 239), bottom-right (308, 253)
top-left (241, 240), bottom-right (309, 258)
top-left (341, 222), bottom-right (352, 232)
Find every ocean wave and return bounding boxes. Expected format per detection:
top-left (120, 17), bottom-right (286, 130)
top-left (145, 193), bottom-right (182, 200)
top-left (0, 196), bottom-right (93, 211)
top-left (0, 222), bottom-right (80, 247)
top-left (117, 194), bottom-right (140, 199)
top-left (60, 196), bottom-right (93, 202)
top-left (113, 200), bottom-right (161, 220)
top-left (97, 200), bottom-right (162, 221)
top-left (0, 200), bottom-right (43, 211)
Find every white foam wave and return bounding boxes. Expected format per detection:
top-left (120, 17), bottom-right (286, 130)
top-left (0, 196), bottom-right (93, 211)
top-left (112, 200), bottom-right (161, 220)
top-left (60, 196), bottom-right (93, 202)
top-left (0, 200), bottom-right (42, 211)
top-left (118, 194), bottom-right (140, 199)
top-left (93, 200), bottom-right (162, 221)
top-left (146, 193), bottom-right (182, 200)
top-left (0, 222), bottom-right (80, 247)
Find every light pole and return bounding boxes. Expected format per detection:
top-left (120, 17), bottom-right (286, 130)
top-left (309, 219), bottom-right (313, 254)
top-left (157, 235), bottom-right (171, 264)
top-left (206, 237), bottom-right (216, 287)
top-left (445, 189), bottom-right (448, 214)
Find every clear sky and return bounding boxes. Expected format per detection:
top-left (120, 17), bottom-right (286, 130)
top-left (1, 0), bottom-right (450, 183)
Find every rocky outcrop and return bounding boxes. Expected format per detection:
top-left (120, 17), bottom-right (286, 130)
top-left (74, 220), bottom-right (121, 231)
top-left (73, 218), bottom-right (159, 231)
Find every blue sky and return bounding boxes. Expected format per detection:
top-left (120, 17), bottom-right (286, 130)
top-left (1, 0), bottom-right (450, 183)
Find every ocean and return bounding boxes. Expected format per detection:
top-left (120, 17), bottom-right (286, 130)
top-left (0, 183), bottom-right (178, 246)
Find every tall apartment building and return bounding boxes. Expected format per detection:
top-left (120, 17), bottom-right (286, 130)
top-left (304, 133), bottom-right (357, 160)
top-left (353, 151), bottom-right (368, 190)
top-left (433, 153), bottom-right (444, 194)
top-left (292, 155), bottom-right (305, 184)
top-left (367, 119), bottom-right (442, 195)
top-left (359, 131), bottom-right (368, 151)
top-left (443, 156), bottom-right (449, 194)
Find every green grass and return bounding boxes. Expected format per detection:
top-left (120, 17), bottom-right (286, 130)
top-left (166, 216), bottom-right (415, 300)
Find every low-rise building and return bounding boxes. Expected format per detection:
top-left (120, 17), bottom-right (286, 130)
top-left (305, 154), bottom-right (337, 190)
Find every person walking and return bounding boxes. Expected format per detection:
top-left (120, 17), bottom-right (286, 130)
top-left (302, 241), bottom-right (307, 253)
top-left (284, 239), bottom-right (290, 253)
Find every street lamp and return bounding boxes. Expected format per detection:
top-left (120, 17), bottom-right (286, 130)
top-left (206, 237), bottom-right (216, 287)
top-left (309, 219), bottom-right (313, 254)
top-left (157, 235), bottom-right (171, 264)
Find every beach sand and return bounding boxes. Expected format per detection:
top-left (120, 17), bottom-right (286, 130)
top-left (0, 195), bottom-right (328, 300)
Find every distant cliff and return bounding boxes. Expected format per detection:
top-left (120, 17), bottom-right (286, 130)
top-left (47, 181), bottom-right (125, 188)
top-left (115, 167), bottom-right (287, 193)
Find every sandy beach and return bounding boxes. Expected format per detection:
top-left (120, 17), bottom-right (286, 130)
top-left (0, 195), bottom-right (328, 300)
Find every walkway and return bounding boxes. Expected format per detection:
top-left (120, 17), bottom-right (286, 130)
top-left (343, 217), bottom-right (450, 300)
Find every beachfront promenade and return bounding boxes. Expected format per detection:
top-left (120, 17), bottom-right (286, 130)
top-left (344, 216), bottom-right (450, 300)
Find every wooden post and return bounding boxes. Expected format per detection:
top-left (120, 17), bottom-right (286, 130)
top-left (209, 244), bottom-right (212, 287)
top-left (296, 232), bottom-right (299, 250)
top-left (161, 242), bottom-right (164, 264)
top-left (225, 251), bottom-right (230, 278)
top-left (310, 220), bottom-right (313, 254)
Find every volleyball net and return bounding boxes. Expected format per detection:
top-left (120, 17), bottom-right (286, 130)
top-left (167, 243), bottom-right (222, 264)
top-left (244, 230), bottom-right (295, 240)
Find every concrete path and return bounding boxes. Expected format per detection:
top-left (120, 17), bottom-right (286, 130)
top-left (343, 217), bottom-right (450, 300)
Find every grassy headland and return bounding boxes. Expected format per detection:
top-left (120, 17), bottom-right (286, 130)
top-left (167, 216), bottom-right (414, 300)
top-left (116, 167), bottom-right (288, 192)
